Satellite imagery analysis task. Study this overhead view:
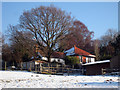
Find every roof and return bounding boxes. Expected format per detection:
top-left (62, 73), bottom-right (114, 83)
top-left (64, 45), bottom-right (95, 57)
top-left (82, 60), bottom-right (110, 66)
top-left (51, 52), bottom-right (65, 58)
top-left (74, 45), bottom-right (93, 56)
top-left (35, 60), bottom-right (47, 63)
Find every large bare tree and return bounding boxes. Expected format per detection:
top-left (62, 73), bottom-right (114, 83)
top-left (58, 20), bottom-right (94, 53)
top-left (19, 5), bottom-right (73, 62)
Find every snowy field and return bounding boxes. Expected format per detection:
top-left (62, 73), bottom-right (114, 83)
top-left (0, 71), bottom-right (119, 89)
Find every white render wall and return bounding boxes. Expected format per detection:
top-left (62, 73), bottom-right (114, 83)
top-left (91, 58), bottom-right (95, 62)
top-left (42, 57), bottom-right (65, 64)
top-left (86, 57), bottom-right (88, 63)
top-left (80, 56), bottom-right (95, 63)
top-left (50, 58), bottom-right (65, 64)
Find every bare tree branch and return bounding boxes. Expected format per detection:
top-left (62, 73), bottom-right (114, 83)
top-left (19, 5), bottom-right (73, 62)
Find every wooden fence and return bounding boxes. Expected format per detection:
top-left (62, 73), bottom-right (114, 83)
top-left (34, 63), bottom-right (82, 75)
top-left (102, 68), bottom-right (120, 75)
top-left (3, 61), bottom-right (82, 75)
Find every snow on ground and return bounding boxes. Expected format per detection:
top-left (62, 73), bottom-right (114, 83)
top-left (0, 71), bottom-right (119, 89)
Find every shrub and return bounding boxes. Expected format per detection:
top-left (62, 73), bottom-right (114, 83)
top-left (64, 56), bottom-right (79, 65)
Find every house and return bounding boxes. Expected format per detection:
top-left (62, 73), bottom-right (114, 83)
top-left (64, 45), bottom-right (96, 64)
top-left (35, 45), bottom-right (95, 65)
top-left (82, 60), bottom-right (110, 75)
top-left (20, 47), bottom-right (65, 71)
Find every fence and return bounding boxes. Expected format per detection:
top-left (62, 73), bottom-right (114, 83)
top-left (34, 63), bottom-right (82, 75)
top-left (102, 68), bottom-right (120, 75)
top-left (2, 61), bottom-right (82, 75)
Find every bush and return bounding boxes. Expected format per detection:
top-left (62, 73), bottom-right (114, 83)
top-left (64, 56), bottom-right (79, 65)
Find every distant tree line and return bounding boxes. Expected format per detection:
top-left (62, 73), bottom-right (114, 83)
top-left (94, 29), bottom-right (119, 60)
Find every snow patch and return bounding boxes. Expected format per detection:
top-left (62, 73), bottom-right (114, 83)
top-left (82, 60), bottom-right (110, 65)
top-left (0, 71), bottom-right (119, 89)
top-left (64, 47), bottom-right (75, 56)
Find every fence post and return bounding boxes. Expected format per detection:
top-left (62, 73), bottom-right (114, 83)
top-left (48, 63), bottom-right (50, 73)
top-left (35, 65), bottom-right (37, 72)
top-left (39, 64), bottom-right (40, 72)
top-left (26, 62), bottom-right (27, 70)
top-left (30, 62), bottom-right (31, 71)
top-left (102, 68), bottom-right (104, 75)
top-left (68, 68), bottom-right (69, 76)
top-left (5, 61), bottom-right (7, 71)
top-left (21, 62), bottom-right (23, 71)
top-left (40, 63), bottom-right (42, 73)
top-left (56, 63), bottom-right (58, 73)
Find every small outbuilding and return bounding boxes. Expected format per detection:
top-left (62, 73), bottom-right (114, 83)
top-left (82, 60), bottom-right (110, 75)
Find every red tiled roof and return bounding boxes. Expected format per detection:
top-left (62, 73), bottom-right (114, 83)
top-left (36, 60), bottom-right (47, 63)
top-left (51, 52), bottom-right (65, 58)
top-left (74, 45), bottom-right (92, 56)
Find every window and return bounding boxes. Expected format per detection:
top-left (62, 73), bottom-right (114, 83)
top-left (88, 58), bottom-right (91, 63)
top-left (79, 56), bottom-right (82, 63)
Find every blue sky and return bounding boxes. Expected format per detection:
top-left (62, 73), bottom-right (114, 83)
top-left (2, 2), bottom-right (118, 40)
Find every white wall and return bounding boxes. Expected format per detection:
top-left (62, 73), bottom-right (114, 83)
top-left (51, 58), bottom-right (65, 64)
top-left (86, 57), bottom-right (88, 63)
top-left (42, 57), bottom-right (65, 64)
top-left (91, 58), bottom-right (95, 62)
top-left (83, 57), bottom-right (95, 63)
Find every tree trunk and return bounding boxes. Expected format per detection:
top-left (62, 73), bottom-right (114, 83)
top-left (48, 57), bottom-right (50, 62)
top-left (47, 55), bottom-right (51, 73)
top-left (47, 50), bottom-right (51, 63)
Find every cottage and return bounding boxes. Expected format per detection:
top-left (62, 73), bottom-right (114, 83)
top-left (64, 45), bottom-right (96, 64)
top-left (20, 47), bottom-right (65, 73)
